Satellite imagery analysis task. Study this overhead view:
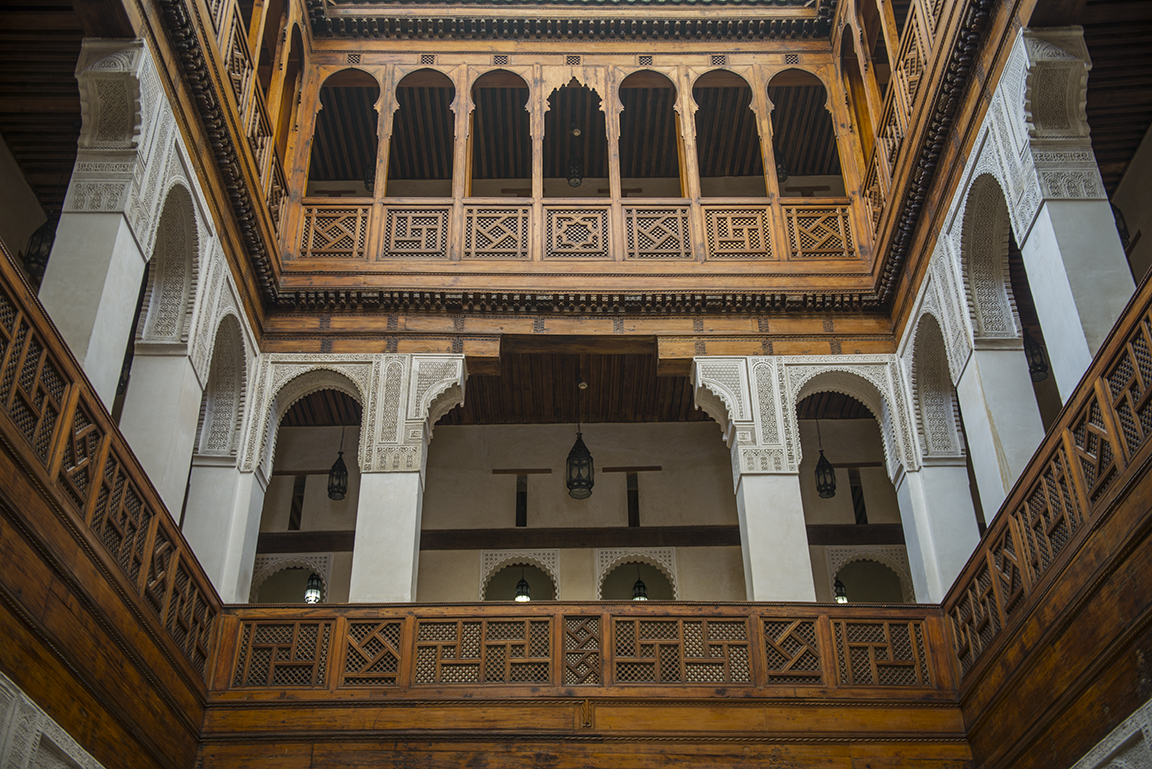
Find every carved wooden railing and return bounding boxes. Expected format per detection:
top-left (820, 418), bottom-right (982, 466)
top-left (211, 603), bottom-right (955, 697)
top-left (0, 242), bottom-right (219, 681)
top-left (944, 269), bottom-right (1152, 684)
top-left (296, 198), bottom-right (860, 263)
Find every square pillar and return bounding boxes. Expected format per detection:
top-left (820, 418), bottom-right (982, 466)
top-left (182, 458), bottom-right (266, 603)
top-left (734, 472), bottom-right (817, 602)
top-left (348, 472), bottom-right (424, 602)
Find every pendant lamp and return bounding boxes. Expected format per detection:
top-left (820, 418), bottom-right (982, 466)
top-left (1022, 329), bottom-right (1049, 382)
top-left (304, 573), bottom-right (323, 604)
top-left (566, 373), bottom-right (594, 499)
top-left (815, 419), bottom-right (836, 499)
top-left (834, 577), bottom-right (848, 604)
top-left (515, 566), bottom-right (531, 602)
top-left (632, 564), bottom-right (648, 601)
top-left (567, 120), bottom-right (583, 187)
top-left (328, 426), bottom-right (349, 501)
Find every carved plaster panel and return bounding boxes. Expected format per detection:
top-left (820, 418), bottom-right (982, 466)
top-left (0, 669), bottom-right (105, 769)
top-left (480, 550), bottom-right (561, 600)
top-left (595, 548), bottom-right (678, 600)
top-left (249, 553), bottom-right (333, 603)
top-left (240, 353), bottom-right (466, 477)
top-left (1070, 694), bottom-right (1152, 769)
top-left (825, 545), bottom-right (915, 603)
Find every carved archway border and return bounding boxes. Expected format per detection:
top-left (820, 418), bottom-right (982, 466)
top-left (907, 310), bottom-right (964, 459)
top-left (480, 550), bottom-right (561, 601)
top-left (249, 552), bottom-right (333, 603)
top-left (595, 548), bottom-right (679, 601)
top-left (825, 545), bottom-right (915, 604)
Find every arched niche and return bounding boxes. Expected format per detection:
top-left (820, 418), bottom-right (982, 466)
top-left (250, 554), bottom-right (333, 603)
top-left (910, 312), bottom-right (963, 457)
top-left (692, 69), bottom-right (766, 198)
top-left (195, 313), bottom-right (247, 458)
top-left (387, 68), bottom-right (455, 198)
top-left (140, 183), bottom-right (199, 344)
top-left (601, 561), bottom-right (675, 601)
top-left (840, 33), bottom-right (874, 161)
top-left (307, 68), bottom-right (381, 198)
top-left (768, 69), bottom-right (846, 198)
top-left (834, 558), bottom-right (908, 603)
top-left (484, 563), bottom-right (556, 602)
top-left (960, 173), bottom-right (1020, 341)
top-left (259, 368), bottom-right (366, 477)
top-left (273, 24), bottom-right (304, 166)
top-left (480, 551), bottom-right (560, 600)
top-left (543, 80), bottom-right (608, 197)
top-left (619, 70), bottom-right (683, 198)
top-left (469, 69), bottom-right (530, 198)
top-left (596, 549), bottom-right (679, 600)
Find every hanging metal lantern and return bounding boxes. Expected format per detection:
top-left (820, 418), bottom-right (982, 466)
top-left (632, 578), bottom-right (648, 601)
top-left (567, 121), bottom-right (584, 187)
top-left (23, 217), bottom-right (57, 280)
top-left (834, 577), bottom-right (848, 604)
top-left (515, 567), bottom-right (531, 602)
top-left (815, 450), bottom-right (837, 499)
top-left (328, 427), bottom-right (349, 501)
top-left (775, 156), bottom-right (789, 183)
top-left (304, 573), bottom-right (323, 604)
top-left (566, 432), bottom-right (594, 499)
top-left (1022, 329), bottom-right (1049, 382)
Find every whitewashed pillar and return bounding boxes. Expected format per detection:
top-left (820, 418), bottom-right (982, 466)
top-left (693, 356), bottom-right (817, 602)
top-left (348, 354), bottom-right (467, 602)
top-left (1009, 28), bottom-right (1134, 399)
top-left (183, 458), bottom-right (267, 603)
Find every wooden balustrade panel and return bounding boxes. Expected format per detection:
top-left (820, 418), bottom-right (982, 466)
top-left (784, 204), bottom-right (858, 259)
top-left (624, 206), bottom-right (692, 260)
top-left (463, 206), bottom-right (531, 260)
top-left (299, 203), bottom-right (373, 260)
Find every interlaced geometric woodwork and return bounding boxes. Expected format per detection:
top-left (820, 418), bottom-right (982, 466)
top-left (56, 400), bottom-right (105, 513)
top-left (166, 556), bottom-right (215, 676)
top-left (382, 208), bottom-right (450, 259)
top-left (1069, 394), bottom-right (1119, 505)
top-left (414, 618), bottom-right (551, 685)
top-left (464, 206), bottom-right (530, 259)
top-left (613, 618), bottom-right (751, 684)
top-left (703, 207), bottom-right (772, 259)
top-left (949, 557), bottom-right (1001, 675)
top-left (564, 616), bottom-right (601, 685)
top-left (0, 291), bottom-right (66, 465)
top-left (1107, 317), bottom-right (1152, 459)
top-left (224, 9), bottom-right (252, 105)
top-left (1014, 449), bottom-right (1083, 578)
top-left (784, 205), bottom-right (856, 259)
top-left (544, 207), bottom-right (610, 259)
top-left (233, 621), bottom-right (333, 687)
top-left (762, 619), bottom-right (822, 685)
top-left (625, 206), bottom-right (691, 260)
top-left (300, 205), bottom-right (371, 259)
top-left (87, 447), bottom-right (156, 588)
top-left (833, 620), bottom-right (931, 687)
top-left (343, 620), bottom-right (403, 686)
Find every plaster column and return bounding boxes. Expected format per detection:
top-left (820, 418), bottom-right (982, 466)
top-left (345, 354), bottom-right (468, 603)
top-left (39, 213), bottom-right (146, 406)
top-left (894, 460), bottom-right (981, 602)
top-left (734, 472), bottom-right (817, 601)
top-left (956, 345), bottom-right (1046, 517)
top-left (182, 458), bottom-right (266, 603)
top-left (118, 352), bottom-right (203, 511)
top-left (1020, 199), bottom-right (1134, 400)
top-left (693, 356), bottom-right (817, 602)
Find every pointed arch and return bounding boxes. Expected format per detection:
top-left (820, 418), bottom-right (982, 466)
top-left (140, 183), bottom-right (199, 343)
top-left (960, 173), bottom-right (1021, 340)
top-left (909, 312), bottom-right (963, 457)
top-left (196, 313), bottom-right (248, 458)
top-left (259, 368), bottom-right (367, 476)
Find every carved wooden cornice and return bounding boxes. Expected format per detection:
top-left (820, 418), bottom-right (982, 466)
top-left (306, 0), bottom-right (836, 40)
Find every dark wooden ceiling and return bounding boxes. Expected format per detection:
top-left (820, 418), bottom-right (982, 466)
top-left (769, 81), bottom-right (842, 177)
top-left (280, 389), bottom-right (364, 426)
top-left (389, 72), bottom-right (456, 181)
top-left (1080, 0), bottom-right (1152, 195)
top-left (542, 85), bottom-right (610, 182)
top-left (472, 83), bottom-right (531, 180)
top-left (796, 391), bottom-right (873, 419)
top-left (619, 77), bottom-right (680, 180)
top-left (0, 1), bottom-right (84, 223)
top-left (310, 80), bottom-right (380, 183)
top-left (693, 77), bottom-right (765, 179)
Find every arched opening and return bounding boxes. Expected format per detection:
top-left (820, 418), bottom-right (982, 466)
top-left (253, 0), bottom-right (286, 97)
top-left (307, 69), bottom-right (380, 198)
top-left (619, 71), bottom-right (683, 198)
top-left (543, 81), bottom-right (608, 197)
top-left (485, 563), bottom-right (555, 601)
top-left (601, 561), bottom-right (675, 600)
top-left (255, 566), bottom-right (319, 604)
top-left (840, 34), bottom-right (875, 162)
top-left (254, 386), bottom-right (363, 603)
top-left (912, 313), bottom-right (985, 532)
top-left (835, 559), bottom-right (904, 603)
top-left (693, 70), bottom-right (766, 198)
top-left (469, 70), bottom-right (530, 198)
top-left (768, 70), bottom-right (846, 198)
top-left (273, 24), bottom-right (304, 167)
top-left (387, 69), bottom-right (455, 198)
top-left (860, 0), bottom-right (892, 100)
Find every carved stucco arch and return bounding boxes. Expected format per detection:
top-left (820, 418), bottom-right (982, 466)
top-left (258, 367), bottom-right (367, 476)
top-left (249, 553), bottom-right (333, 603)
top-left (196, 314), bottom-right (248, 458)
top-left (826, 545), bottom-right (915, 603)
top-left (139, 182), bottom-right (200, 344)
top-left (790, 364), bottom-right (910, 480)
top-left (480, 550), bottom-right (561, 601)
top-left (959, 173), bottom-right (1022, 341)
top-left (595, 549), bottom-right (679, 601)
top-left (908, 311), bottom-right (963, 458)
